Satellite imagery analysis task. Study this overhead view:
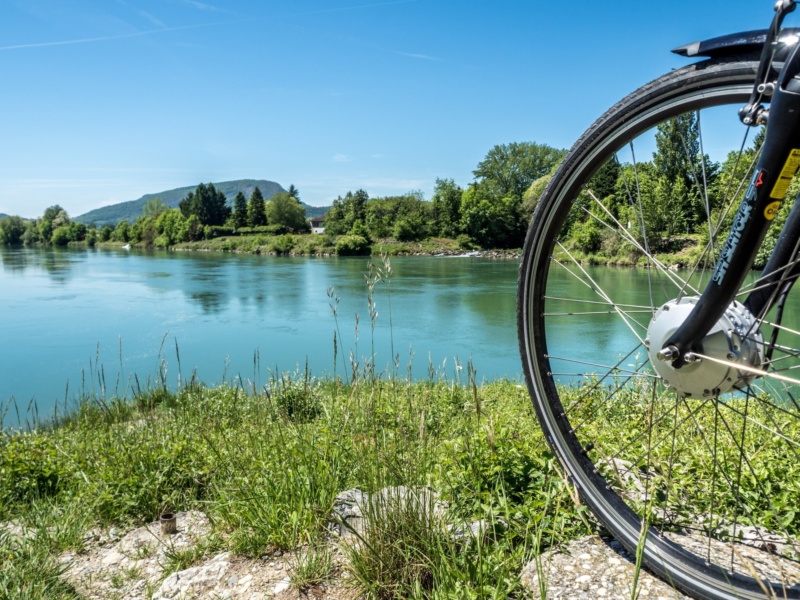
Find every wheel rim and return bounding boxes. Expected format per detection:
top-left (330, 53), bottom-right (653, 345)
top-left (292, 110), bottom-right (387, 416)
top-left (521, 62), bottom-right (800, 598)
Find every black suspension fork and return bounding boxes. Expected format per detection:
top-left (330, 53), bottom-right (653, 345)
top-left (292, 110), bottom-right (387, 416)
top-left (660, 34), bottom-right (800, 369)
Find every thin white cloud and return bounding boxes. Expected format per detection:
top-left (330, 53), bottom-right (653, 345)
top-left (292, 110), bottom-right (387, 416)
top-left (292, 0), bottom-right (417, 17)
top-left (332, 154), bottom-right (351, 163)
top-left (0, 21), bottom-right (235, 51)
top-left (395, 51), bottom-right (442, 61)
top-left (138, 10), bottom-right (166, 28)
top-left (179, 0), bottom-right (224, 12)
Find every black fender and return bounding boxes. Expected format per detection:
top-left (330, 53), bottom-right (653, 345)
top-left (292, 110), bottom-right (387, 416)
top-left (673, 27), bottom-right (800, 59)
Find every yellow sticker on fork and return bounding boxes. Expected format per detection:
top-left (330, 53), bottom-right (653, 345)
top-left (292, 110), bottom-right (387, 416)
top-left (770, 148), bottom-right (800, 199)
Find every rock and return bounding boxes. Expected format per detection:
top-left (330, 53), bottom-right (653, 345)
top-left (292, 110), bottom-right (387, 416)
top-left (519, 535), bottom-right (694, 599)
top-left (154, 552), bottom-right (231, 599)
top-left (273, 577), bottom-right (291, 594)
top-left (329, 486), bottom-right (448, 538)
top-left (448, 518), bottom-right (508, 545)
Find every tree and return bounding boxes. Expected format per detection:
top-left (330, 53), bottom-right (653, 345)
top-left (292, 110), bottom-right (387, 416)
top-left (459, 183), bottom-right (523, 248)
top-left (179, 183), bottom-right (230, 226)
top-left (431, 178), bottom-right (463, 237)
top-left (156, 209), bottom-right (188, 246)
top-left (51, 226), bottom-right (71, 246)
top-left (0, 216), bottom-right (25, 245)
top-left (112, 220), bottom-right (130, 242)
top-left (651, 114), bottom-right (718, 232)
top-left (324, 189), bottom-right (369, 235)
top-left (37, 205), bottom-right (70, 243)
top-left (143, 197), bottom-right (167, 218)
top-left (287, 184), bottom-right (300, 200)
top-left (521, 174), bottom-right (552, 222)
top-left (232, 192), bottom-right (248, 229)
top-left (265, 192), bottom-right (309, 231)
top-left (247, 187), bottom-right (267, 227)
top-left (473, 142), bottom-right (566, 200)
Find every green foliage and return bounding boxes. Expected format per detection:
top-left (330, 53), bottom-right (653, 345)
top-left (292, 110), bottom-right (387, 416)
top-left (50, 226), bottom-right (71, 246)
top-left (266, 192), bottom-right (309, 232)
top-left (179, 183), bottom-right (231, 226)
top-left (247, 187), bottom-right (267, 227)
top-left (142, 197), bottom-right (167, 219)
top-left (0, 215), bottom-right (26, 245)
top-left (0, 529), bottom-right (79, 598)
top-left (154, 209), bottom-right (186, 246)
top-left (335, 234), bottom-right (371, 256)
top-left (75, 180), bottom-right (295, 228)
top-left (111, 220), bottom-right (130, 242)
top-left (232, 191), bottom-right (248, 229)
top-left (272, 372), bottom-right (321, 422)
top-left (324, 189), bottom-right (369, 235)
top-left (431, 178), bottom-right (463, 238)
top-left (459, 184), bottom-right (523, 248)
top-left (521, 174), bottom-right (551, 223)
top-left (0, 434), bottom-right (68, 509)
top-left (271, 233), bottom-right (296, 255)
top-left (473, 141), bottom-right (566, 200)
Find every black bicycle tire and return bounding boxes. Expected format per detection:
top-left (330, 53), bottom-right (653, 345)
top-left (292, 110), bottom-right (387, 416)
top-left (518, 53), bottom-right (800, 600)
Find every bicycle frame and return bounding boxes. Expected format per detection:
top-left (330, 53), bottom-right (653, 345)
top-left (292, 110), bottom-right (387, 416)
top-left (658, 0), bottom-right (800, 369)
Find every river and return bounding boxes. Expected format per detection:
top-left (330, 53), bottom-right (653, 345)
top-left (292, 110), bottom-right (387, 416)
top-left (0, 247), bottom-right (522, 425)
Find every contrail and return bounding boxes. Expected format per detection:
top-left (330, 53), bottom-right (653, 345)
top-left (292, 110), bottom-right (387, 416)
top-left (292, 0), bottom-right (417, 17)
top-left (0, 21), bottom-right (235, 51)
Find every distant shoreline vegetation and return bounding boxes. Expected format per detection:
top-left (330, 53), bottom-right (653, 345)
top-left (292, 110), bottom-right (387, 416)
top-left (2, 126), bottom-right (787, 264)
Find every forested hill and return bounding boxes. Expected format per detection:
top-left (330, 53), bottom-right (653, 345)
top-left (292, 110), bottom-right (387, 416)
top-left (0, 213), bottom-right (7, 220)
top-left (74, 179), bottom-right (327, 226)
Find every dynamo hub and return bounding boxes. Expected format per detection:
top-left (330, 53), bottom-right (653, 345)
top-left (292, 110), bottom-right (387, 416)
top-left (646, 297), bottom-right (764, 397)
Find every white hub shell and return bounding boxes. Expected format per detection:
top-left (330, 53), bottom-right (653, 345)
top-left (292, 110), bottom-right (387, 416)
top-left (646, 296), bottom-right (764, 397)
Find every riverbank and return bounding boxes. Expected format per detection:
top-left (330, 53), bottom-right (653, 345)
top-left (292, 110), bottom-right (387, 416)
top-left (2, 377), bottom-right (586, 598)
top-left (92, 233), bottom-right (523, 259)
top-left (3, 374), bottom-right (798, 598)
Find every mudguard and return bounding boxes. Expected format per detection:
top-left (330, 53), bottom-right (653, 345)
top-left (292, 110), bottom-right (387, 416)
top-left (673, 27), bottom-right (800, 59)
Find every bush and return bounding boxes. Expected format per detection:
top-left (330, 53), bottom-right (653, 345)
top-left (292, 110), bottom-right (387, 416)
top-left (50, 226), bottom-right (71, 246)
top-left (272, 376), bottom-right (321, 423)
top-left (272, 234), bottom-right (296, 255)
top-left (335, 235), bottom-right (371, 256)
top-left (456, 234), bottom-right (476, 250)
top-left (0, 435), bottom-right (68, 508)
top-left (208, 226), bottom-right (235, 237)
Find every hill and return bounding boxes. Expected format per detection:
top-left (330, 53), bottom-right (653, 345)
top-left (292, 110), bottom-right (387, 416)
top-left (75, 180), bottom-right (328, 226)
top-left (0, 213), bottom-right (8, 220)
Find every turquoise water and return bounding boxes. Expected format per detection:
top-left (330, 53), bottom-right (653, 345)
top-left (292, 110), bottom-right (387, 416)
top-left (0, 247), bottom-right (522, 425)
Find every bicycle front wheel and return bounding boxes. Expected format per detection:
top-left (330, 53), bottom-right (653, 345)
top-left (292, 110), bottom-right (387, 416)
top-left (519, 53), bottom-right (800, 599)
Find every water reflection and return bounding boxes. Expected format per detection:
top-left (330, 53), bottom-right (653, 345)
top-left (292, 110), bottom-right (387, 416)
top-left (1, 249), bottom-right (527, 426)
top-left (0, 247), bottom-right (86, 284)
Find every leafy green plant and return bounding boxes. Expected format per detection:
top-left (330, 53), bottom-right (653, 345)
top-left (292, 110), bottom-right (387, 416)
top-left (335, 234), bottom-right (371, 256)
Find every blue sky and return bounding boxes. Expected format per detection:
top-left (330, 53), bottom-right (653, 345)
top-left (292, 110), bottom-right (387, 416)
top-left (2, 0), bottom-right (796, 218)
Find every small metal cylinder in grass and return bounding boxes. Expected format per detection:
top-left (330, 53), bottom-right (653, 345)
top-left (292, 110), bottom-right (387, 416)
top-left (160, 513), bottom-right (177, 536)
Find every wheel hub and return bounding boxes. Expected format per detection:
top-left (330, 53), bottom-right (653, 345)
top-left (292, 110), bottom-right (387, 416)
top-left (646, 297), bottom-right (764, 397)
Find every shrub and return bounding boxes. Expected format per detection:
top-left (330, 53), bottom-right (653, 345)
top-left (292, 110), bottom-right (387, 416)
top-left (272, 234), bottom-right (296, 255)
top-left (335, 235), bottom-right (371, 256)
top-left (50, 226), bottom-right (71, 246)
top-left (0, 435), bottom-right (68, 508)
top-left (456, 234), bottom-right (476, 250)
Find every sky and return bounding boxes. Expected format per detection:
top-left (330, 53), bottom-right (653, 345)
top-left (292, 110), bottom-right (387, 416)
top-left (2, 0), bottom-right (799, 219)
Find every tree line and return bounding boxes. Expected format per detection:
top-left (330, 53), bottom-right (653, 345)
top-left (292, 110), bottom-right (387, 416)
top-left (0, 183), bottom-right (309, 248)
top-left (1, 127), bottom-right (780, 258)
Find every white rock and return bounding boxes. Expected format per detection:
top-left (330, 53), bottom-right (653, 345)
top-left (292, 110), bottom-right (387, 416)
top-left (273, 577), bottom-right (291, 594)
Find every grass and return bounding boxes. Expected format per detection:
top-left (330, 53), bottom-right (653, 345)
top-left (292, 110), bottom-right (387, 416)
top-left (3, 372), bottom-right (799, 598)
top-left (0, 374), bottom-right (591, 599)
